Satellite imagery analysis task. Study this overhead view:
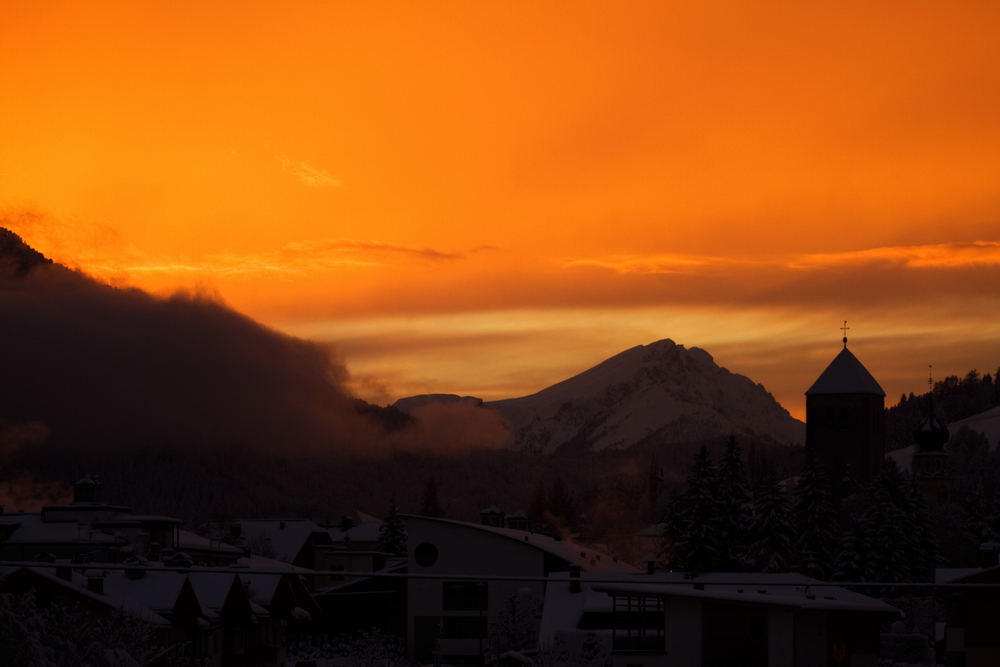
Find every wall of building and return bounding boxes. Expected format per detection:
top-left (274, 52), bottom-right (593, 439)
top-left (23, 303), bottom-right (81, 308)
top-left (405, 517), bottom-right (548, 662)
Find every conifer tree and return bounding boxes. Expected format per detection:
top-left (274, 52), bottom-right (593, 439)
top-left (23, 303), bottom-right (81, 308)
top-left (717, 435), bottom-right (752, 570)
top-left (794, 458), bottom-right (840, 578)
top-left (746, 476), bottom-right (796, 573)
top-left (833, 459), bottom-right (929, 584)
top-left (378, 494), bottom-right (408, 557)
top-left (670, 445), bottom-right (723, 575)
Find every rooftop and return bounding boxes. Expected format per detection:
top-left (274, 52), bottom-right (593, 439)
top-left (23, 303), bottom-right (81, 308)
top-left (806, 347), bottom-right (885, 396)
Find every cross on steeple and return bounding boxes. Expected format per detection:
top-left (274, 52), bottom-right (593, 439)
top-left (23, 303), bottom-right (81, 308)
top-left (928, 365), bottom-right (933, 392)
top-left (841, 321), bottom-right (850, 348)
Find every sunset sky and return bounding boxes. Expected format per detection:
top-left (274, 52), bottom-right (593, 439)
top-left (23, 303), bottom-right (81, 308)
top-left (2, 1), bottom-right (999, 420)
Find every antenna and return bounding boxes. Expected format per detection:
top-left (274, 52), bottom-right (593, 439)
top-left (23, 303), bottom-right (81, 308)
top-left (841, 321), bottom-right (850, 349)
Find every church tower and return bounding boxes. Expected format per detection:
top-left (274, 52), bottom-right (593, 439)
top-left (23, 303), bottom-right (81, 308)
top-left (805, 327), bottom-right (886, 487)
top-left (912, 391), bottom-right (951, 504)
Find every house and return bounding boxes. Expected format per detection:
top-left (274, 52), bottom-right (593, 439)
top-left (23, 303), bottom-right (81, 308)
top-left (540, 571), bottom-right (899, 667)
top-left (324, 510), bottom-right (384, 552)
top-left (238, 519), bottom-right (334, 574)
top-left (0, 477), bottom-right (185, 564)
top-left (1, 551), bottom-right (319, 666)
top-left (936, 551), bottom-right (1000, 667)
top-left (313, 553), bottom-right (407, 639)
top-left (404, 514), bottom-right (636, 665)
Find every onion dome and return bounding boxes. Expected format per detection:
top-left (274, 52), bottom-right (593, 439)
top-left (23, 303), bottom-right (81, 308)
top-left (914, 396), bottom-right (949, 452)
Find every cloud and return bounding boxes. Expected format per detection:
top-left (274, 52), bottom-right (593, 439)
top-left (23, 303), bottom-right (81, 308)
top-left (107, 238), bottom-right (462, 278)
top-left (279, 155), bottom-right (341, 187)
top-left (563, 241), bottom-right (1000, 276)
top-left (0, 228), bottom-right (507, 457)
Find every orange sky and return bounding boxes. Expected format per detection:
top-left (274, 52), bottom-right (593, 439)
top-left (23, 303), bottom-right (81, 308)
top-left (2, 1), bottom-right (999, 420)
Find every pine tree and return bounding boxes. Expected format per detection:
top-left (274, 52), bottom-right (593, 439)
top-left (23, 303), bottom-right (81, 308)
top-left (746, 477), bottom-right (796, 573)
top-left (717, 435), bottom-right (752, 570)
top-left (378, 494), bottom-right (408, 557)
top-left (794, 458), bottom-right (840, 578)
top-left (419, 478), bottom-right (446, 518)
top-left (670, 445), bottom-right (723, 575)
top-left (833, 459), bottom-right (928, 584)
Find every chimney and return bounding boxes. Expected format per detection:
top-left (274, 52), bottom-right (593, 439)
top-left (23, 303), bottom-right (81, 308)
top-left (280, 521), bottom-right (286, 530)
top-left (569, 565), bottom-right (581, 593)
top-left (87, 572), bottom-right (105, 595)
top-left (647, 560), bottom-right (655, 575)
top-left (341, 515), bottom-right (354, 532)
top-left (980, 541), bottom-right (1000, 568)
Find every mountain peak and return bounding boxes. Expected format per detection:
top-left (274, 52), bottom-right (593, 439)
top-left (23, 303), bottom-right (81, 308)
top-left (0, 228), bottom-right (52, 278)
top-left (484, 339), bottom-right (804, 453)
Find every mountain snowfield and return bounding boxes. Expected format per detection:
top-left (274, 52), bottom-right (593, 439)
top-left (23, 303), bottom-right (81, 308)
top-left (398, 339), bottom-right (805, 453)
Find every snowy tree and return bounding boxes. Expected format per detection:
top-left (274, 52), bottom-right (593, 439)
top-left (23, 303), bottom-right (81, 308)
top-left (746, 476), bottom-right (796, 573)
top-left (833, 459), bottom-right (932, 584)
top-left (0, 589), bottom-right (162, 667)
top-left (378, 494), bottom-right (408, 557)
top-left (577, 632), bottom-right (611, 667)
top-left (346, 627), bottom-right (408, 667)
top-left (794, 458), bottom-right (841, 578)
top-left (669, 446), bottom-right (723, 575)
top-left (717, 435), bottom-right (752, 570)
top-left (488, 588), bottom-right (539, 659)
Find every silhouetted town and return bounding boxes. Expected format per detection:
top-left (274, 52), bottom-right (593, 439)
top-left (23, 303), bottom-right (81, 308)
top-left (4, 338), bottom-right (1000, 667)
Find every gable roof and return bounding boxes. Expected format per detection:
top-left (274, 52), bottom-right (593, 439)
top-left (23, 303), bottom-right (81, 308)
top-left (806, 347), bottom-right (885, 396)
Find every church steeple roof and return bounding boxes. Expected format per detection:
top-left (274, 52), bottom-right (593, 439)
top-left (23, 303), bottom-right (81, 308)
top-left (914, 394), bottom-right (949, 452)
top-left (805, 347), bottom-right (886, 396)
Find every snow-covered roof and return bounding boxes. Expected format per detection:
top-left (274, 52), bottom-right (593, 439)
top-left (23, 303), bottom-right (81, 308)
top-left (0, 513), bottom-right (118, 544)
top-left (403, 515), bottom-right (637, 574)
top-left (177, 529), bottom-right (245, 555)
top-left (99, 569), bottom-right (214, 619)
top-left (480, 505), bottom-right (504, 515)
top-left (540, 571), bottom-right (896, 640)
top-left (806, 347), bottom-right (885, 396)
top-left (238, 519), bottom-right (328, 563)
top-left (328, 520), bottom-right (383, 544)
top-left (0, 565), bottom-right (171, 627)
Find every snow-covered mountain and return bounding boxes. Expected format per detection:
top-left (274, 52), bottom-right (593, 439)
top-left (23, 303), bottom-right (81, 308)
top-left (478, 339), bottom-right (804, 453)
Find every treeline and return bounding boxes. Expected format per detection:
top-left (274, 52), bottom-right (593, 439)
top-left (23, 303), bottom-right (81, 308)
top-left (665, 430), bottom-right (1000, 582)
top-left (886, 368), bottom-right (1000, 452)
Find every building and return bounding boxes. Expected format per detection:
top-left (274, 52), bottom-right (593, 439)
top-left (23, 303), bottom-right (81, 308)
top-left (0, 555), bottom-right (317, 666)
top-left (403, 514), bottom-right (636, 665)
top-left (805, 337), bottom-right (886, 487)
top-left (540, 571), bottom-right (900, 667)
top-left (936, 548), bottom-right (1000, 667)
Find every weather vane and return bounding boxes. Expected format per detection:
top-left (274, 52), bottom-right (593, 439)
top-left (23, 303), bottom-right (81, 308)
top-left (841, 320), bottom-right (849, 348)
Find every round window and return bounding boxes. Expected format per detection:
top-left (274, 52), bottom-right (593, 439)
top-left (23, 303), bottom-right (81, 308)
top-left (414, 542), bottom-right (438, 567)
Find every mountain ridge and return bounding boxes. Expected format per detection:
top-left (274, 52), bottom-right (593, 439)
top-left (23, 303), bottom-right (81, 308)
top-left (397, 339), bottom-right (805, 453)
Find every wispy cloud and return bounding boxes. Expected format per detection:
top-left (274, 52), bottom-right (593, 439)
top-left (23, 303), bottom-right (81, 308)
top-left (79, 238), bottom-right (464, 279)
top-left (565, 241), bottom-right (1000, 275)
top-left (786, 241), bottom-right (1000, 270)
top-left (278, 156), bottom-right (341, 187)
